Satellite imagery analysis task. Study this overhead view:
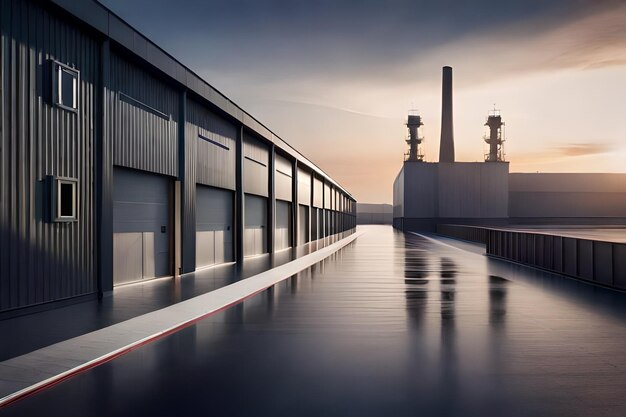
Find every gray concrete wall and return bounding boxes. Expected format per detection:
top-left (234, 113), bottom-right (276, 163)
top-left (357, 203), bottom-right (393, 225)
top-left (509, 173), bottom-right (626, 220)
top-left (393, 166), bottom-right (405, 218)
top-left (393, 162), bottom-right (508, 231)
top-left (438, 162), bottom-right (508, 218)
top-left (404, 163), bottom-right (438, 218)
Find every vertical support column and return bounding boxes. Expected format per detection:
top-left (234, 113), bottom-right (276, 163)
top-left (267, 143), bottom-right (275, 254)
top-left (174, 180), bottom-right (181, 276)
top-left (321, 178), bottom-right (326, 238)
top-left (178, 89), bottom-right (196, 274)
top-left (328, 184), bottom-right (332, 236)
top-left (292, 159), bottom-right (298, 247)
top-left (309, 173), bottom-right (314, 242)
top-left (97, 39), bottom-right (113, 296)
top-left (235, 126), bottom-right (244, 264)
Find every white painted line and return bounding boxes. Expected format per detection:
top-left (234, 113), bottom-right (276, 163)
top-left (407, 231), bottom-right (474, 253)
top-left (0, 231), bottom-right (364, 408)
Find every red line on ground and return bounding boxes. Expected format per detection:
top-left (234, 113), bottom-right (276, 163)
top-left (0, 285), bottom-right (270, 409)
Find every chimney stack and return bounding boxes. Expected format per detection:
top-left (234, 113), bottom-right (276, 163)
top-left (439, 66), bottom-right (455, 163)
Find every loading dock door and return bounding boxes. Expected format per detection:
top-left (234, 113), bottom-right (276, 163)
top-left (298, 205), bottom-right (309, 245)
top-left (311, 208), bottom-right (318, 241)
top-left (113, 167), bottom-right (171, 285)
top-left (275, 200), bottom-right (292, 250)
top-left (196, 185), bottom-right (234, 269)
top-left (244, 194), bottom-right (268, 256)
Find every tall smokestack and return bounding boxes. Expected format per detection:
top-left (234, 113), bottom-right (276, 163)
top-left (439, 66), bottom-right (455, 162)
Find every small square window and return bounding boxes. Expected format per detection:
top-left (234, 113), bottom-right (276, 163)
top-left (50, 177), bottom-right (78, 222)
top-left (52, 62), bottom-right (79, 111)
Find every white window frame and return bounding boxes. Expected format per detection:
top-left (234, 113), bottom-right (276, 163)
top-left (52, 61), bottom-right (79, 112)
top-left (52, 177), bottom-right (79, 222)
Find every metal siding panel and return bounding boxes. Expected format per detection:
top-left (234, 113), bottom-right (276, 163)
top-left (297, 167), bottom-right (311, 206)
top-left (275, 153), bottom-right (291, 177)
top-left (275, 170), bottom-right (292, 202)
top-left (275, 153), bottom-right (292, 202)
top-left (243, 133), bottom-right (269, 197)
top-left (243, 158), bottom-right (269, 197)
top-left (110, 53), bottom-right (178, 177)
top-left (243, 133), bottom-right (269, 165)
top-left (0, 0), bottom-right (97, 312)
top-left (324, 182), bottom-right (331, 209)
top-left (188, 98), bottom-right (236, 190)
top-left (313, 177), bottom-right (323, 208)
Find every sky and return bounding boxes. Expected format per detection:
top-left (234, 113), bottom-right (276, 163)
top-left (100, 0), bottom-right (626, 203)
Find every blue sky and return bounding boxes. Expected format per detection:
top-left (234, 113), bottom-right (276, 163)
top-left (101, 0), bottom-right (626, 202)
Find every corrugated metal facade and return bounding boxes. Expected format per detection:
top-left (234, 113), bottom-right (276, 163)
top-left (189, 99), bottom-right (236, 190)
top-left (243, 133), bottom-right (269, 197)
top-left (313, 177), bottom-right (323, 208)
top-left (324, 183), bottom-right (331, 210)
top-left (109, 53), bottom-right (179, 177)
top-left (0, 0), bottom-right (98, 312)
top-left (1, 0), bottom-right (356, 315)
top-left (297, 167), bottom-right (311, 206)
top-left (274, 153), bottom-right (292, 202)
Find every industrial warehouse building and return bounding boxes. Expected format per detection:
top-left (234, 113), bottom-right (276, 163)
top-left (0, 0), bottom-right (356, 315)
top-left (393, 67), bottom-right (626, 291)
top-left (394, 67), bottom-right (626, 232)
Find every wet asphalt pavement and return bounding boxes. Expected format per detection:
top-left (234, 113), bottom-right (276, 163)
top-left (3, 225), bottom-right (626, 417)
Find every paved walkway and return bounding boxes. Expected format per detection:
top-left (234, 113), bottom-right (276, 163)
top-left (0, 232), bottom-right (349, 362)
top-left (3, 225), bottom-right (626, 416)
top-left (0, 232), bottom-right (360, 407)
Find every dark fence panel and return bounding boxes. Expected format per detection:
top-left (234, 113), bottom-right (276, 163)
top-left (436, 224), bottom-right (488, 244)
top-left (485, 229), bottom-right (625, 291)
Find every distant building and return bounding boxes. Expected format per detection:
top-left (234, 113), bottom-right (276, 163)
top-left (357, 204), bottom-right (393, 225)
top-left (393, 67), bottom-right (626, 232)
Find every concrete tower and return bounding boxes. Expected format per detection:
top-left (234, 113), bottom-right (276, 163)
top-left (439, 66), bottom-right (455, 162)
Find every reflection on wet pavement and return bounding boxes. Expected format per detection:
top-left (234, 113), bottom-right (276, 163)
top-left (4, 225), bottom-right (626, 417)
top-left (0, 232), bottom-right (351, 362)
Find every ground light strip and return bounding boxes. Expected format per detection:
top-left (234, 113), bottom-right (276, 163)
top-left (0, 231), bottom-right (363, 408)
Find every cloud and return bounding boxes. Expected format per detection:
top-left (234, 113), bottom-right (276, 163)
top-left (408, 2), bottom-right (626, 90)
top-left (512, 141), bottom-right (617, 165)
top-left (101, 0), bottom-right (625, 86)
top-left (554, 142), bottom-right (616, 157)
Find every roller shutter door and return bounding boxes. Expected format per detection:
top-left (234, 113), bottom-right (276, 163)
top-left (311, 208), bottom-right (318, 241)
top-left (196, 185), bottom-right (234, 269)
top-left (244, 194), bottom-right (267, 256)
top-left (275, 200), bottom-right (291, 250)
top-left (298, 204), bottom-right (309, 245)
top-left (113, 167), bottom-right (171, 285)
